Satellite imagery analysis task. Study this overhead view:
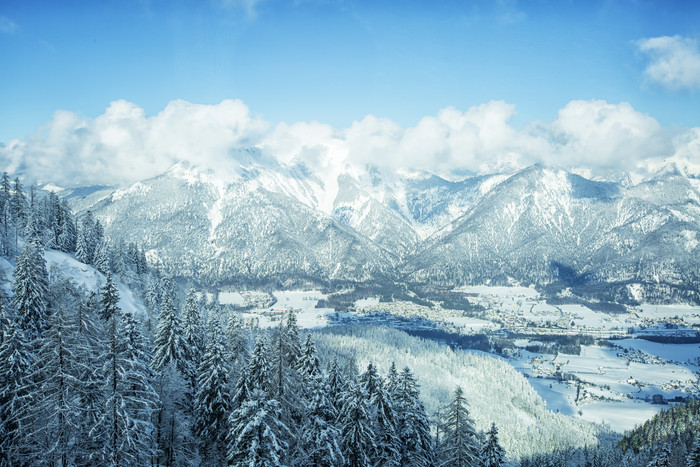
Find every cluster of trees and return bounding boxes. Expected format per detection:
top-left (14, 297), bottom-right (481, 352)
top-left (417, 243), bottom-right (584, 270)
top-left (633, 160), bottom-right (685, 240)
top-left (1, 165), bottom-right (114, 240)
top-left (0, 172), bottom-right (148, 281)
top-left (0, 239), bottom-right (508, 465)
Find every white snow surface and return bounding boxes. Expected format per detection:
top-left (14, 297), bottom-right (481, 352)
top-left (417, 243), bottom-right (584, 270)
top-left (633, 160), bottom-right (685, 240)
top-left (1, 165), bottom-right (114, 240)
top-left (44, 249), bottom-right (146, 318)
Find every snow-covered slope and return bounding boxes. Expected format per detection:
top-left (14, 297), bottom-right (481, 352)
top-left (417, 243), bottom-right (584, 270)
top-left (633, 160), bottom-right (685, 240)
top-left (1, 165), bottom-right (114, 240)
top-left (43, 249), bottom-right (145, 317)
top-left (406, 164), bottom-right (700, 303)
top-left (317, 326), bottom-right (600, 460)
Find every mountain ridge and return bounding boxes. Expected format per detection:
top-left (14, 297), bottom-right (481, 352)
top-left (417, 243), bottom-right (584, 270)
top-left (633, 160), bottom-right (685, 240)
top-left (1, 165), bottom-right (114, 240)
top-left (65, 160), bottom-right (700, 303)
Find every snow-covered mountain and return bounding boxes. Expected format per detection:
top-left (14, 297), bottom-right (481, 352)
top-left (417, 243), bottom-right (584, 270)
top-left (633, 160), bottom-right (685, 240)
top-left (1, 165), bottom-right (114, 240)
top-left (66, 159), bottom-right (700, 302)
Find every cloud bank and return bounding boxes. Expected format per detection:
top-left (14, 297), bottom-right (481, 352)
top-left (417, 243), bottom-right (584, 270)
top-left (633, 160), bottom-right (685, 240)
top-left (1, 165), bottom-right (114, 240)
top-left (1, 98), bottom-right (699, 188)
top-left (638, 35), bottom-right (700, 91)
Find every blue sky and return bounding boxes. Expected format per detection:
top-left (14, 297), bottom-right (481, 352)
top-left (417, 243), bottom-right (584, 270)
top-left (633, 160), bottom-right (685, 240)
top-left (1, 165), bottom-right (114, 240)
top-left (1, 0), bottom-right (700, 185)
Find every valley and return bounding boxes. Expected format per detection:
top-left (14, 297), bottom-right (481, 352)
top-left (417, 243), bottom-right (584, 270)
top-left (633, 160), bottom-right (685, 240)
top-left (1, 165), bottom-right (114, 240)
top-left (220, 285), bottom-right (700, 433)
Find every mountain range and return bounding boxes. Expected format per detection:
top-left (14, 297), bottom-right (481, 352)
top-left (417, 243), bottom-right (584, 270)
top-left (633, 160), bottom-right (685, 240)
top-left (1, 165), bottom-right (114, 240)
top-left (64, 153), bottom-right (700, 303)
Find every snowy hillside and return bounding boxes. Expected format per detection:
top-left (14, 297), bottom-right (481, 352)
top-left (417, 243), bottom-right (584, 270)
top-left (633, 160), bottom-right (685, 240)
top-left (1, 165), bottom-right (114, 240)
top-left (316, 326), bottom-right (600, 459)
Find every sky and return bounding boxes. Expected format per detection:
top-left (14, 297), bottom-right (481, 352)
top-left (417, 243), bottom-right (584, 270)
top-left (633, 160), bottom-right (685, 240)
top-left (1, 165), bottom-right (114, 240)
top-left (1, 0), bottom-right (700, 186)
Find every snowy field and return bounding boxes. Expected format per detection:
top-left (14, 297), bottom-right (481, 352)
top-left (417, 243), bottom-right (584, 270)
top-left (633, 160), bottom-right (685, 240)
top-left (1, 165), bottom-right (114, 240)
top-left (224, 290), bottom-right (336, 329)
top-left (447, 285), bottom-right (700, 432)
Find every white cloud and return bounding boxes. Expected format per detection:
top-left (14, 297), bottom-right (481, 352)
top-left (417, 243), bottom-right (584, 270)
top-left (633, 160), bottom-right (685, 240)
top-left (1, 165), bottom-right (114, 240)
top-left (2, 98), bottom-right (698, 188)
top-left (543, 99), bottom-right (672, 171)
top-left (1, 99), bottom-right (267, 187)
top-left (0, 16), bottom-right (18, 34)
top-left (638, 35), bottom-right (700, 91)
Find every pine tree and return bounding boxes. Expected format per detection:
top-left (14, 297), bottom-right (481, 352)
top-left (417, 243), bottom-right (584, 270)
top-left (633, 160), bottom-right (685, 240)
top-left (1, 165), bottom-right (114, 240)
top-left (93, 240), bottom-right (112, 274)
top-left (57, 201), bottom-right (77, 252)
top-left (385, 361), bottom-right (400, 398)
top-left (231, 367), bottom-right (251, 410)
top-left (372, 383), bottom-right (401, 467)
top-left (688, 432), bottom-right (700, 466)
top-left (327, 356), bottom-right (346, 413)
top-left (12, 238), bottom-right (49, 340)
top-left (248, 336), bottom-right (270, 392)
top-left (74, 292), bottom-right (108, 466)
top-left (648, 443), bottom-right (672, 467)
top-left (193, 320), bottom-right (230, 464)
top-left (29, 276), bottom-right (82, 466)
top-left (226, 312), bottom-right (248, 369)
top-left (285, 309), bottom-right (302, 367)
top-left (182, 288), bottom-right (204, 396)
top-left (395, 366), bottom-right (435, 467)
top-left (76, 211), bottom-right (96, 264)
top-left (152, 291), bottom-right (183, 373)
top-left (439, 386), bottom-right (480, 467)
top-left (481, 423), bottom-right (506, 467)
top-left (152, 291), bottom-right (191, 466)
top-left (360, 362), bottom-right (381, 401)
top-left (338, 382), bottom-right (376, 467)
top-left (100, 273), bottom-right (122, 466)
top-left (299, 332), bottom-right (322, 384)
top-left (75, 225), bottom-right (91, 264)
top-left (10, 177), bottom-right (27, 228)
top-left (227, 388), bottom-right (291, 466)
top-left (301, 375), bottom-right (344, 466)
top-left (0, 312), bottom-right (34, 465)
top-left (115, 310), bottom-right (159, 465)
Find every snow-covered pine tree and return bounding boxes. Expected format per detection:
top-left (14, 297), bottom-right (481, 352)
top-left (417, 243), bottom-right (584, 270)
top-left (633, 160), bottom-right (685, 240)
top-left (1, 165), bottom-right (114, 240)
top-left (152, 291), bottom-right (184, 373)
top-left (227, 388), bottom-right (291, 466)
top-left (438, 386), bottom-right (480, 467)
top-left (371, 382), bottom-right (401, 467)
top-left (100, 273), bottom-right (122, 466)
top-left (92, 219), bottom-right (104, 256)
top-left (75, 225), bottom-right (91, 264)
top-left (338, 382), bottom-right (376, 467)
top-left (226, 311), bottom-right (249, 371)
top-left (152, 289), bottom-right (192, 466)
top-left (182, 287), bottom-right (204, 397)
top-left (688, 432), bottom-right (700, 466)
top-left (28, 274), bottom-right (83, 465)
top-left (481, 423), bottom-right (506, 467)
top-left (0, 311), bottom-right (34, 465)
top-left (116, 310), bottom-right (159, 465)
top-left (58, 199), bottom-right (77, 252)
top-left (359, 362), bottom-right (381, 401)
top-left (301, 375), bottom-right (344, 466)
top-left (10, 177), bottom-right (27, 229)
top-left (193, 319), bottom-right (230, 464)
top-left (385, 361), bottom-right (399, 399)
top-left (93, 240), bottom-right (112, 275)
top-left (285, 309), bottom-right (302, 367)
top-left (269, 322), bottom-right (305, 459)
top-left (74, 291), bottom-right (108, 466)
top-left (327, 356), bottom-right (346, 413)
top-left (395, 366), bottom-right (435, 467)
top-left (12, 237), bottom-right (49, 340)
top-left (231, 366), bottom-right (251, 410)
top-left (248, 336), bottom-right (271, 392)
top-left (76, 211), bottom-right (96, 264)
top-left (648, 443), bottom-right (672, 467)
top-left (0, 173), bottom-right (9, 218)
top-left (298, 332), bottom-right (322, 385)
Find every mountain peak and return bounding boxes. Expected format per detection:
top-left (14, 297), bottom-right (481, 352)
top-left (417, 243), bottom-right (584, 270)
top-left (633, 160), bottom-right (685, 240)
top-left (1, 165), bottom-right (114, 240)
top-left (645, 161), bottom-right (687, 182)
